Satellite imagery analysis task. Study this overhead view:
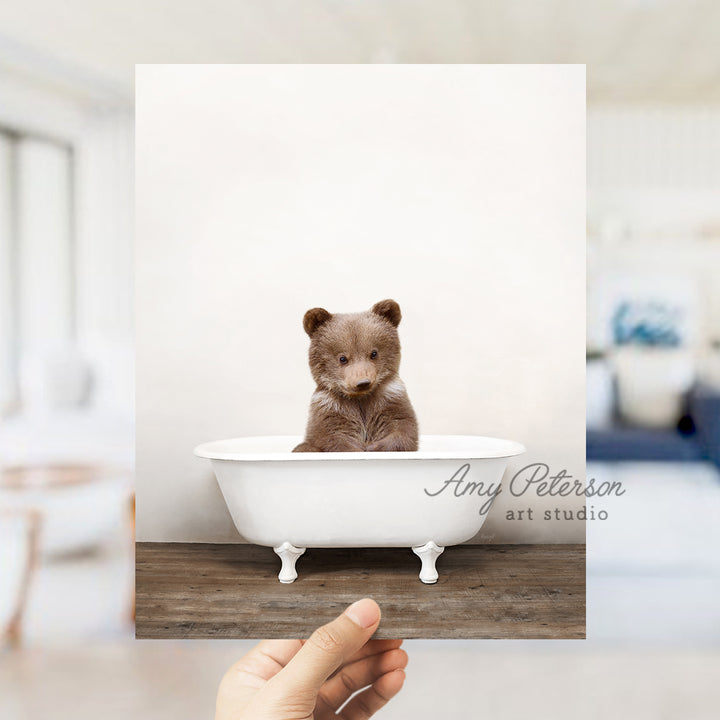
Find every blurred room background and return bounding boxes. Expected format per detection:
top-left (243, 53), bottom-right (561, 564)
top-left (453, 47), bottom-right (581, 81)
top-left (586, 105), bottom-right (720, 643)
top-left (1, 1), bottom-right (719, 718)
top-left (0, 25), bottom-right (134, 650)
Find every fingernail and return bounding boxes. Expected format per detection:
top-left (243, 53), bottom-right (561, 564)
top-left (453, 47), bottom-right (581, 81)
top-left (344, 598), bottom-right (380, 628)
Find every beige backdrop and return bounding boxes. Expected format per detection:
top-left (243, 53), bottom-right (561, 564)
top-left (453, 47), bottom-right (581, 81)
top-left (135, 64), bottom-right (586, 543)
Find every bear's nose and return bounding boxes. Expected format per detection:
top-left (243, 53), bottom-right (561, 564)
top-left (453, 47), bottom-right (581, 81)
top-left (355, 379), bottom-right (372, 390)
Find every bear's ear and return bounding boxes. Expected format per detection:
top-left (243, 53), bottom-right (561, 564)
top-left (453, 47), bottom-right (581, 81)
top-left (371, 299), bottom-right (402, 327)
top-left (303, 307), bottom-right (332, 336)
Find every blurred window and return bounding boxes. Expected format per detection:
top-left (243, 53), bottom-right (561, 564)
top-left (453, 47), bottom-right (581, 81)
top-left (0, 128), bottom-right (74, 416)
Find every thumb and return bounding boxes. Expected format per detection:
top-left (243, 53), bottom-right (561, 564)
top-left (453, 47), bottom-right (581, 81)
top-left (268, 598), bottom-right (381, 699)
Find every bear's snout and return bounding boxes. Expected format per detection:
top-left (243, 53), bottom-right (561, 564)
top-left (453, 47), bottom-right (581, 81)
top-left (344, 362), bottom-right (377, 394)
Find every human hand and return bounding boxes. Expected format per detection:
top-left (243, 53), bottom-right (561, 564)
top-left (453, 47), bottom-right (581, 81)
top-left (215, 598), bottom-right (407, 719)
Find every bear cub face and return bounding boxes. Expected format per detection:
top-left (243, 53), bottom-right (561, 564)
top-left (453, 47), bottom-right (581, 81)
top-left (294, 299), bottom-right (419, 453)
top-left (304, 298), bottom-right (402, 399)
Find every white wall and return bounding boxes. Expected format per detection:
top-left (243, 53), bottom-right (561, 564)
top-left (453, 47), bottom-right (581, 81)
top-left (74, 109), bottom-right (135, 419)
top-left (136, 64), bottom-right (586, 543)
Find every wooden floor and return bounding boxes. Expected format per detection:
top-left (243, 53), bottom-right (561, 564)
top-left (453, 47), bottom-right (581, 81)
top-left (135, 543), bottom-right (585, 640)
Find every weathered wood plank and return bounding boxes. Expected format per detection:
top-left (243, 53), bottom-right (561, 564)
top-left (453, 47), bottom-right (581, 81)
top-left (136, 543), bottom-right (585, 639)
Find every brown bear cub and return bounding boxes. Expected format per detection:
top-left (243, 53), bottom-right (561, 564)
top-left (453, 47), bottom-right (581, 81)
top-left (293, 299), bottom-right (419, 452)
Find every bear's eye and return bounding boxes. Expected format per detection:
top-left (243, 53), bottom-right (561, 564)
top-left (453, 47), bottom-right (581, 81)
top-left (370, 350), bottom-right (378, 359)
top-left (339, 355), bottom-right (348, 365)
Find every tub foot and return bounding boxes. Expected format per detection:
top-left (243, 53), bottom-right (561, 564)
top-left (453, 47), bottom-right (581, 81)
top-left (412, 541), bottom-right (444, 584)
top-left (273, 542), bottom-right (306, 583)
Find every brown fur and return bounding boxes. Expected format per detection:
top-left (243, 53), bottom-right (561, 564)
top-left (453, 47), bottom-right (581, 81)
top-left (293, 299), bottom-right (419, 452)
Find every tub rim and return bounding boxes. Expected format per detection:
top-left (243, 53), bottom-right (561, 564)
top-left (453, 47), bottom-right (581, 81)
top-left (194, 434), bottom-right (526, 461)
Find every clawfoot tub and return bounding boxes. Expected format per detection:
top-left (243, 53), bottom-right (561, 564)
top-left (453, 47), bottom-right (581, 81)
top-left (194, 435), bottom-right (525, 584)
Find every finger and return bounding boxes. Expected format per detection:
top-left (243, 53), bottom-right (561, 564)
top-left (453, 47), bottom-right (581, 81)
top-left (216, 640), bottom-right (304, 720)
top-left (339, 669), bottom-right (406, 719)
top-left (318, 648), bottom-right (408, 711)
top-left (298, 637), bottom-right (402, 654)
top-left (252, 639), bottom-right (305, 670)
top-left (224, 639), bottom-right (303, 688)
top-left (268, 598), bottom-right (381, 699)
top-left (331, 639), bottom-right (404, 674)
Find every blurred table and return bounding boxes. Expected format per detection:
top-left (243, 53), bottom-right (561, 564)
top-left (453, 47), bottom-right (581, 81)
top-left (0, 464), bottom-right (134, 645)
top-left (0, 509), bottom-right (40, 648)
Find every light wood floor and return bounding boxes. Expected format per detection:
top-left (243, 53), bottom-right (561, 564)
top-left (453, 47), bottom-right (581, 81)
top-left (135, 542), bottom-right (585, 639)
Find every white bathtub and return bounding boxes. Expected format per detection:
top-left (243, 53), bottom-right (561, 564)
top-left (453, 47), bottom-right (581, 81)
top-left (194, 435), bottom-right (525, 583)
